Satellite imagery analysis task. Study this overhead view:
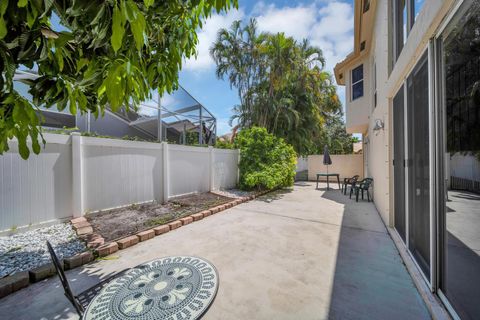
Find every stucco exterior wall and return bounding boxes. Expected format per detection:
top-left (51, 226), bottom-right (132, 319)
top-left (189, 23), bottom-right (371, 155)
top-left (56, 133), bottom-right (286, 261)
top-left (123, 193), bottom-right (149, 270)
top-left (307, 154), bottom-right (364, 181)
top-left (340, 0), bottom-right (457, 226)
top-left (364, 0), bottom-right (391, 225)
top-left (344, 58), bottom-right (371, 134)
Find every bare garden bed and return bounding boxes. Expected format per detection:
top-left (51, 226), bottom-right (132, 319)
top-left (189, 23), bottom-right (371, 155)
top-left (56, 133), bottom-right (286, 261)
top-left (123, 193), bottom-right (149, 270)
top-left (86, 192), bottom-right (235, 242)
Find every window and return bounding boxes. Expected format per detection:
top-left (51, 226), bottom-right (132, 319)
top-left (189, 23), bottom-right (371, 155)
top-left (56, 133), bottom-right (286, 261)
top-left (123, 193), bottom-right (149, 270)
top-left (413, 0), bottom-right (424, 21)
top-left (392, 0), bottom-right (424, 64)
top-left (393, 0), bottom-right (407, 61)
top-left (351, 65), bottom-right (364, 100)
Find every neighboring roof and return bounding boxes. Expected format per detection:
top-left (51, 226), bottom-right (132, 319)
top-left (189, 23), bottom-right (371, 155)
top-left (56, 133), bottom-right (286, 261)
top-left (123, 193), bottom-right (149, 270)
top-left (334, 0), bottom-right (377, 85)
top-left (13, 70), bottom-right (216, 135)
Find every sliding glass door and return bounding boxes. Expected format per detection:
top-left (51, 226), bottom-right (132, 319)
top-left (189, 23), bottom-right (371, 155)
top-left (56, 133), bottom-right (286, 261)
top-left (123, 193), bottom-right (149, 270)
top-left (392, 51), bottom-right (431, 280)
top-left (438, 1), bottom-right (480, 319)
top-left (407, 53), bottom-right (431, 280)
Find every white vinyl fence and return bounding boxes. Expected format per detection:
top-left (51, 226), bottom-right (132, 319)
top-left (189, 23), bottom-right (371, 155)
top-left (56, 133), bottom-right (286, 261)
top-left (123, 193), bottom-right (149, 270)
top-left (0, 133), bottom-right (239, 232)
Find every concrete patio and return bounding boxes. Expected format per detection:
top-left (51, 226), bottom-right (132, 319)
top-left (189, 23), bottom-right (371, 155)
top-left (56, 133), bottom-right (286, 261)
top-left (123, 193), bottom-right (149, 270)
top-left (0, 182), bottom-right (430, 319)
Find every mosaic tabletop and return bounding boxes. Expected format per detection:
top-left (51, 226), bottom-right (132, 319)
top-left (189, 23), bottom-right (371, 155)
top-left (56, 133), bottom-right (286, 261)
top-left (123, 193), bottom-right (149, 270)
top-left (83, 256), bottom-right (219, 320)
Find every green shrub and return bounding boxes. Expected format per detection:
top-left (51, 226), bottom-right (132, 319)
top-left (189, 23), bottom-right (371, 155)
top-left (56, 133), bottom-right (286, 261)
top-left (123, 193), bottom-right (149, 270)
top-left (234, 127), bottom-right (297, 190)
top-left (214, 140), bottom-right (234, 149)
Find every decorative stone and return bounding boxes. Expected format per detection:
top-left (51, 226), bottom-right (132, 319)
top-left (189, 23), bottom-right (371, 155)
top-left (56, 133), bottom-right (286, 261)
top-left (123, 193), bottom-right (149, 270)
top-left (117, 235), bottom-right (139, 249)
top-left (191, 213), bottom-right (204, 221)
top-left (70, 217), bottom-right (87, 224)
top-left (0, 271), bottom-right (29, 298)
top-left (168, 221), bottom-right (182, 230)
top-left (64, 254), bottom-right (83, 270)
top-left (153, 225), bottom-right (170, 236)
top-left (212, 205), bottom-right (225, 213)
top-left (29, 263), bottom-right (58, 283)
top-left (72, 221), bottom-right (91, 230)
top-left (200, 210), bottom-right (211, 217)
top-left (0, 223), bottom-right (85, 281)
top-left (95, 243), bottom-right (118, 257)
top-left (87, 236), bottom-right (105, 249)
top-left (180, 217), bottom-right (193, 225)
top-left (75, 226), bottom-right (93, 236)
top-left (78, 251), bottom-right (94, 265)
top-left (136, 230), bottom-right (155, 242)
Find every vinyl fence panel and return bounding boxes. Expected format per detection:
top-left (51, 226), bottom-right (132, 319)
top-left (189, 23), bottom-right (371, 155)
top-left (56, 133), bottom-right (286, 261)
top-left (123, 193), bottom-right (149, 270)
top-left (0, 134), bottom-right (73, 230)
top-left (0, 134), bottom-right (239, 232)
top-left (167, 145), bottom-right (210, 197)
top-left (81, 137), bottom-right (164, 213)
top-left (212, 149), bottom-right (240, 190)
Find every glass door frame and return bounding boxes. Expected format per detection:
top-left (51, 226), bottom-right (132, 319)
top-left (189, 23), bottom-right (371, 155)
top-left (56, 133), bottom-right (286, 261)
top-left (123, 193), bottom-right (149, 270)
top-left (432, 1), bottom-right (467, 319)
top-left (391, 42), bottom-right (434, 288)
top-left (391, 1), bottom-right (470, 318)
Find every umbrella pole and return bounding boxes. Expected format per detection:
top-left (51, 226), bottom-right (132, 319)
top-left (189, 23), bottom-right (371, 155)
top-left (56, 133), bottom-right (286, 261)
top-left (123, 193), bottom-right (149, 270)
top-left (327, 165), bottom-right (329, 190)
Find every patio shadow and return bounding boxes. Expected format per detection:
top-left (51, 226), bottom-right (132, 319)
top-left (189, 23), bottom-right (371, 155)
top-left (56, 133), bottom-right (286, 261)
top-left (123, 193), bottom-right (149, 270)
top-left (320, 190), bottom-right (431, 320)
top-left (0, 259), bottom-right (124, 320)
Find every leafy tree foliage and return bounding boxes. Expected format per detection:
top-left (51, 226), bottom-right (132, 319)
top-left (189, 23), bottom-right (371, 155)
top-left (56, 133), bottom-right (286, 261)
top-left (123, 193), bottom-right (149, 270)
top-left (0, 0), bottom-right (237, 158)
top-left (214, 139), bottom-right (234, 149)
top-left (234, 127), bottom-right (296, 190)
top-left (211, 19), bottom-right (349, 156)
top-left (317, 111), bottom-right (359, 155)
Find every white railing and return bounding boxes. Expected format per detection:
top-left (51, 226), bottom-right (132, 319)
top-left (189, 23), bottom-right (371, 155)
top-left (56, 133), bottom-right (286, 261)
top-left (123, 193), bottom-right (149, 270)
top-left (0, 133), bottom-right (239, 232)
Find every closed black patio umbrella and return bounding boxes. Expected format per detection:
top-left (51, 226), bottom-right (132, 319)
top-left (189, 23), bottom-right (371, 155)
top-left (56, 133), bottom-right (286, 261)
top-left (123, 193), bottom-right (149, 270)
top-left (323, 145), bottom-right (332, 174)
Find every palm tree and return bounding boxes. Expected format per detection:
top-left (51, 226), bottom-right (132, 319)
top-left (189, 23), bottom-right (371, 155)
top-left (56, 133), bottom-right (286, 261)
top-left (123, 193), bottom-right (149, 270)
top-left (210, 18), bottom-right (344, 155)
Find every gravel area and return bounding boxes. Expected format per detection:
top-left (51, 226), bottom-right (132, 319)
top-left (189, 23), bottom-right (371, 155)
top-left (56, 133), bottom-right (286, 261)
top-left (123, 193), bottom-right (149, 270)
top-left (0, 223), bottom-right (85, 278)
top-left (212, 188), bottom-right (257, 199)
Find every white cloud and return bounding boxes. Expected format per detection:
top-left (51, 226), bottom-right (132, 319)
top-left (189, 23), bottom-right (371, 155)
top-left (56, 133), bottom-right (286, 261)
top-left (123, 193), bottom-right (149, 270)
top-left (183, 9), bottom-right (245, 72)
top-left (253, 3), bottom-right (317, 40)
top-left (252, 1), bottom-right (354, 75)
top-left (183, 1), bottom-right (353, 78)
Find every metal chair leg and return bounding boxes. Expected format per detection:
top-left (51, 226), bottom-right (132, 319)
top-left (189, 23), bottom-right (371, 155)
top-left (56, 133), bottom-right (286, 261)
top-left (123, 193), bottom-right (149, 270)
top-left (356, 189), bottom-right (359, 202)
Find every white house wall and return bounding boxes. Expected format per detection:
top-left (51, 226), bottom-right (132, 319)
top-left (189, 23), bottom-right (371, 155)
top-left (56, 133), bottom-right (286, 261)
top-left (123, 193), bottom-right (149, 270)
top-left (345, 0), bottom-right (457, 226)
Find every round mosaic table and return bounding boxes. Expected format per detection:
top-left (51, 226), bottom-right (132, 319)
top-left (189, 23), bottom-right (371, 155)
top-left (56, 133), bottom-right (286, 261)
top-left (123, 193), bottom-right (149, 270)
top-left (83, 256), bottom-right (219, 320)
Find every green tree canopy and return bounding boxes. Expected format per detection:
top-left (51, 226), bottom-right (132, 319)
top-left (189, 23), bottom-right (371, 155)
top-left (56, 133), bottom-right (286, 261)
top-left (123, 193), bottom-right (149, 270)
top-left (0, 0), bottom-right (237, 158)
top-left (211, 19), bottom-right (352, 156)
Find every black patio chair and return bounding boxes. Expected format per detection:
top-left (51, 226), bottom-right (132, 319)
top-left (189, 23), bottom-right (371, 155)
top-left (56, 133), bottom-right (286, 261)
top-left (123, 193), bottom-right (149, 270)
top-left (350, 178), bottom-right (374, 202)
top-left (46, 241), bottom-right (127, 317)
top-left (342, 175), bottom-right (360, 195)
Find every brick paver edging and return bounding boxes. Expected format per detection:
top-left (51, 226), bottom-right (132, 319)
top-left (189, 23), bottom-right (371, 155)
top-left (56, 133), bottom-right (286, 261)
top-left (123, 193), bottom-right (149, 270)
top-left (109, 190), bottom-right (271, 254)
top-left (0, 189), bottom-right (272, 299)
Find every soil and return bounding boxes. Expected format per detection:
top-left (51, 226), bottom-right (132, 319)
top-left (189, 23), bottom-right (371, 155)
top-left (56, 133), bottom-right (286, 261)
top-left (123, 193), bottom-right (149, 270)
top-left (86, 192), bottom-right (234, 242)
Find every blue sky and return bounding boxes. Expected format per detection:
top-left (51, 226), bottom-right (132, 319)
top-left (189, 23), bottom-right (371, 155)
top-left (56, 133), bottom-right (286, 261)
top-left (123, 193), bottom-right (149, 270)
top-left (179, 0), bottom-right (355, 135)
top-left (49, 1), bottom-right (355, 135)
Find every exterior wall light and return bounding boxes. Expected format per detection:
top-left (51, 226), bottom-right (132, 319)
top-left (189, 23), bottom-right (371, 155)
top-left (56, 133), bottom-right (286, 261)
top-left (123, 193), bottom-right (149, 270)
top-left (373, 119), bottom-right (384, 131)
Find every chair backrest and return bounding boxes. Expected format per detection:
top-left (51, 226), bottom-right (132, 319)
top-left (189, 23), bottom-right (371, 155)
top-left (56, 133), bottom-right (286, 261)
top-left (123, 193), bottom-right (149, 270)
top-left (46, 241), bottom-right (85, 315)
top-left (348, 175), bottom-right (360, 184)
top-left (360, 178), bottom-right (373, 189)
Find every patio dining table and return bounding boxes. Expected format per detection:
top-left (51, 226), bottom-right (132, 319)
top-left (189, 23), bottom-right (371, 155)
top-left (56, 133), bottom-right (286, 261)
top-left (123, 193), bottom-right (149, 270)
top-left (83, 256), bottom-right (219, 320)
top-left (316, 173), bottom-right (341, 190)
